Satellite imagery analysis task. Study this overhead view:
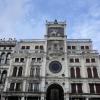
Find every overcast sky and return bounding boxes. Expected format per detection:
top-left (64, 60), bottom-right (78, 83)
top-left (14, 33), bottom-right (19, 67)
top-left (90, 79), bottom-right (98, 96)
top-left (0, 0), bottom-right (100, 51)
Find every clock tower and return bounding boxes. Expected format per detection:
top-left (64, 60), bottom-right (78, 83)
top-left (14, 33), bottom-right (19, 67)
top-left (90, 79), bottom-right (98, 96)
top-left (45, 20), bottom-right (69, 100)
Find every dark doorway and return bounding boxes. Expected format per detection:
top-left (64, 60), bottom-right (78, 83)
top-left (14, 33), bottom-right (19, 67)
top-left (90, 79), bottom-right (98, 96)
top-left (27, 97), bottom-right (40, 100)
top-left (46, 84), bottom-right (64, 100)
top-left (8, 96), bottom-right (19, 100)
top-left (69, 98), bottom-right (85, 100)
top-left (89, 98), bottom-right (100, 100)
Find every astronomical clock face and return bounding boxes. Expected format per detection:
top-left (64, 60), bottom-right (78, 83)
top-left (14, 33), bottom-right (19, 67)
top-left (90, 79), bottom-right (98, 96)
top-left (48, 27), bottom-right (64, 36)
top-left (49, 61), bottom-right (62, 73)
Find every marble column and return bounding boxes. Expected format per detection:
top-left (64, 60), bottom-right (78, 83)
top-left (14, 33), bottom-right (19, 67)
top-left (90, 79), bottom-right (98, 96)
top-left (41, 96), bottom-right (45, 100)
top-left (86, 98), bottom-right (89, 100)
top-left (21, 97), bottom-right (25, 100)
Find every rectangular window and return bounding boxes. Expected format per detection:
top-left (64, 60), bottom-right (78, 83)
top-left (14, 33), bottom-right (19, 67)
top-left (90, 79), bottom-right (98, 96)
top-left (15, 83), bottom-right (21, 91)
top-left (35, 46), bottom-right (39, 49)
top-left (26, 46), bottom-right (30, 49)
top-left (28, 83), bottom-right (33, 91)
top-left (37, 58), bottom-right (41, 62)
top-left (72, 46), bottom-right (76, 49)
top-left (70, 58), bottom-right (74, 63)
top-left (89, 84), bottom-right (95, 93)
top-left (86, 58), bottom-right (90, 63)
top-left (60, 47), bottom-right (63, 50)
top-left (21, 46), bottom-right (25, 49)
top-left (20, 58), bottom-right (24, 62)
top-left (9, 83), bottom-right (15, 91)
top-left (67, 46), bottom-right (71, 49)
top-left (81, 46), bottom-right (84, 50)
top-left (34, 83), bottom-right (39, 92)
top-left (32, 58), bottom-right (36, 62)
top-left (15, 58), bottom-right (19, 62)
top-left (85, 46), bottom-right (89, 49)
top-left (75, 58), bottom-right (79, 63)
top-left (40, 46), bottom-right (44, 50)
top-left (91, 58), bottom-right (95, 63)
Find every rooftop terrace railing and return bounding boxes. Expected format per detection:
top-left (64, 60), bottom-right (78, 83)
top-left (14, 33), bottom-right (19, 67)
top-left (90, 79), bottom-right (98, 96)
top-left (67, 39), bottom-right (92, 42)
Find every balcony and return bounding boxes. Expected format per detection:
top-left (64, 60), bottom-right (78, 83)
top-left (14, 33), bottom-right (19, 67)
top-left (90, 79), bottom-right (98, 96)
top-left (12, 62), bottom-right (25, 66)
top-left (20, 39), bottom-right (45, 43)
top-left (45, 35), bottom-right (66, 40)
top-left (67, 50), bottom-right (99, 55)
top-left (28, 89), bottom-right (40, 93)
top-left (14, 50), bottom-right (45, 55)
top-left (31, 61), bottom-right (42, 66)
top-left (67, 39), bottom-right (92, 42)
top-left (6, 88), bottom-right (22, 92)
top-left (48, 50), bottom-right (64, 55)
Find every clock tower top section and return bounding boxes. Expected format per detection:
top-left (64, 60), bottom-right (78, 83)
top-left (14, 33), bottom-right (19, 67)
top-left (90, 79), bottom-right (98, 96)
top-left (45, 20), bottom-right (66, 38)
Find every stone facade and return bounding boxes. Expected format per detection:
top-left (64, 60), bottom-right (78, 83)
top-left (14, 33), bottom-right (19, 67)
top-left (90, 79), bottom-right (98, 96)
top-left (0, 20), bottom-right (100, 100)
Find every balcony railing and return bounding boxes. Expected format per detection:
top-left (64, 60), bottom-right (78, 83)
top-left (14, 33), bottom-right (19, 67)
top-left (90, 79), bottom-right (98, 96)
top-left (67, 50), bottom-right (99, 54)
top-left (20, 39), bottom-right (45, 42)
top-left (14, 50), bottom-right (45, 54)
top-left (7, 88), bottom-right (22, 92)
top-left (67, 39), bottom-right (92, 42)
top-left (28, 89), bottom-right (40, 93)
top-left (48, 50), bottom-right (64, 55)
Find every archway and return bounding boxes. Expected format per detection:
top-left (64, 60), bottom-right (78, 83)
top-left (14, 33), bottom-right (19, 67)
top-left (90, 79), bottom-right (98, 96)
top-left (46, 84), bottom-right (64, 100)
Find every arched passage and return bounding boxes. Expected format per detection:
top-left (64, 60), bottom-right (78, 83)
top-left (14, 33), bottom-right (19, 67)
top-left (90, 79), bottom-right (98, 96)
top-left (46, 83), bottom-right (64, 100)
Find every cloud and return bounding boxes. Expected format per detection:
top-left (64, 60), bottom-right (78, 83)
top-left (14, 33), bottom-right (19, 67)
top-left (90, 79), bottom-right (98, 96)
top-left (69, 2), bottom-right (100, 51)
top-left (0, 0), bottom-right (34, 39)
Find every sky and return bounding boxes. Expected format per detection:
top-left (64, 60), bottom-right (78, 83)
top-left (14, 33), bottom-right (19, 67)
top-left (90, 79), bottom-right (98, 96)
top-left (0, 0), bottom-right (100, 51)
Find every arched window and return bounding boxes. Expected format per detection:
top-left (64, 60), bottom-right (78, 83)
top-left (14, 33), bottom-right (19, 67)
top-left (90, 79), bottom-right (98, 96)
top-left (77, 83), bottom-right (82, 93)
top-left (36, 68), bottom-right (40, 77)
top-left (18, 67), bottom-right (23, 77)
top-left (93, 67), bottom-right (98, 78)
top-left (30, 68), bottom-right (35, 77)
top-left (70, 68), bottom-right (75, 78)
top-left (95, 83), bottom-right (100, 93)
top-left (1, 52), bottom-right (6, 64)
top-left (89, 83), bottom-right (95, 93)
top-left (76, 67), bottom-right (81, 78)
top-left (5, 53), bottom-right (11, 64)
top-left (71, 83), bottom-right (76, 93)
top-left (9, 83), bottom-right (15, 91)
top-left (12, 67), bottom-right (17, 77)
top-left (1, 70), bottom-right (7, 84)
top-left (87, 68), bottom-right (92, 78)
